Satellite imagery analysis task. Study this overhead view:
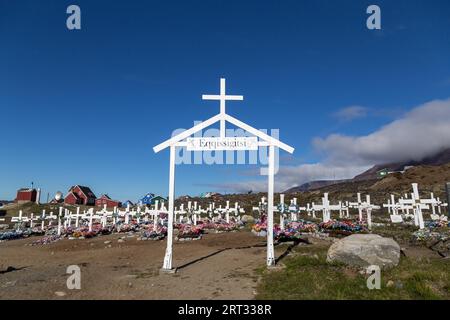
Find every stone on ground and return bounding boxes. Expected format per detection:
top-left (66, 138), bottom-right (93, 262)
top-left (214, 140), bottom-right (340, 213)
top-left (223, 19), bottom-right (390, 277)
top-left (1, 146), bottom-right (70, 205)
top-left (326, 234), bottom-right (400, 269)
top-left (241, 215), bottom-right (255, 223)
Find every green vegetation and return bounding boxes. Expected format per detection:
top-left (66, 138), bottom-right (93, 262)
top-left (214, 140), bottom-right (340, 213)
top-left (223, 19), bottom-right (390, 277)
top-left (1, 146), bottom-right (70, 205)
top-left (256, 245), bottom-right (450, 300)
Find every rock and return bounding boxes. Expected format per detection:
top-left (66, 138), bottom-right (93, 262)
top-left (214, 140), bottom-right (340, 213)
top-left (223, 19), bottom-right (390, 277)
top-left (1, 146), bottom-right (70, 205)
top-left (104, 241), bottom-right (111, 244)
top-left (430, 239), bottom-right (450, 257)
top-left (118, 239), bottom-right (125, 243)
top-left (326, 234), bottom-right (400, 269)
top-left (55, 291), bottom-right (66, 297)
top-left (386, 280), bottom-right (394, 288)
top-left (1, 280), bottom-right (17, 288)
top-left (241, 215), bottom-right (255, 223)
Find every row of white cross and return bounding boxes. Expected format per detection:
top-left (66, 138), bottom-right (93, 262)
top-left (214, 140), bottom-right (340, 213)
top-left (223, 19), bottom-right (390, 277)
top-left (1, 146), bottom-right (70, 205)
top-left (269, 193), bottom-right (378, 230)
top-left (383, 183), bottom-right (448, 229)
top-left (10, 203), bottom-right (164, 234)
top-left (9, 183), bottom-right (448, 233)
top-left (259, 183), bottom-right (448, 230)
top-left (9, 199), bottom-right (247, 233)
top-left (174, 200), bottom-right (245, 224)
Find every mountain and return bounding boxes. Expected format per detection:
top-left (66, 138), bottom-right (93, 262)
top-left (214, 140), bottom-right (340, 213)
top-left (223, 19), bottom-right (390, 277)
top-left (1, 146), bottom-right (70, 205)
top-left (284, 179), bottom-right (349, 193)
top-left (353, 148), bottom-right (450, 181)
top-left (285, 148), bottom-right (450, 193)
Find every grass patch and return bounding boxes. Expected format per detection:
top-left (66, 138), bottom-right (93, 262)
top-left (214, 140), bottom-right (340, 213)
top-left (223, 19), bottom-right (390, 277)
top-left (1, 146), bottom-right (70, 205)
top-left (256, 245), bottom-right (450, 300)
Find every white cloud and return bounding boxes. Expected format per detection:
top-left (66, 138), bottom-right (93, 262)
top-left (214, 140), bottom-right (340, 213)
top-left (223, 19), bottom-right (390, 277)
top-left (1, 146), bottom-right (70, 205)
top-left (333, 105), bottom-right (369, 122)
top-left (211, 163), bottom-right (369, 193)
top-left (210, 98), bottom-right (450, 193)
top-left (314, 98), bottom-right (450, 166)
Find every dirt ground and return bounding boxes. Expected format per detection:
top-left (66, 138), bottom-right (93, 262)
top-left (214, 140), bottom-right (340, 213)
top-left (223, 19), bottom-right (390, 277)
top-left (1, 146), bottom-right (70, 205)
top-left (0, 230), bottom-right (287, 300)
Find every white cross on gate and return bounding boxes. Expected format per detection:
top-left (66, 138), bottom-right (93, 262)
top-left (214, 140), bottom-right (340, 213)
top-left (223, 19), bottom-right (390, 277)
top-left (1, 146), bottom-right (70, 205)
top-left (202, 78), bottom-right (244, 138)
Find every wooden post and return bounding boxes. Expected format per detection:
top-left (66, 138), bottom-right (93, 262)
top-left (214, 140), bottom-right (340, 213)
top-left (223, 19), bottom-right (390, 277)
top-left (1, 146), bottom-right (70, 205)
top-left (162, 145), bottom-right (176, 271)
top-left (267, 145), bottom-right (275, 267)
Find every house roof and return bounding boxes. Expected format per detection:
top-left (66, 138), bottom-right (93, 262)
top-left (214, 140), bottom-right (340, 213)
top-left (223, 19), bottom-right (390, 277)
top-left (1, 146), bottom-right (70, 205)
top-left (65, 191), bottom-right (81, 201)
top-left (97, 194), bottom-right (121, 203)
top-left (69, 185), bottom-right (97, 199)
top-left (17, 188), bottom-right (36, 193)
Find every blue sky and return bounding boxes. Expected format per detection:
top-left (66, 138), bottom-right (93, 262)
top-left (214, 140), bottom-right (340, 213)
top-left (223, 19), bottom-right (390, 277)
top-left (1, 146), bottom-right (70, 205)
top-left (1, 0), bottom-right (450, 201)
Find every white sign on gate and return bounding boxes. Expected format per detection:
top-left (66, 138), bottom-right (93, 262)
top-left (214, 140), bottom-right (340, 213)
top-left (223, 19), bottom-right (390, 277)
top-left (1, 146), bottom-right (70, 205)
top-left (187, 137), bottom-right (258, 151)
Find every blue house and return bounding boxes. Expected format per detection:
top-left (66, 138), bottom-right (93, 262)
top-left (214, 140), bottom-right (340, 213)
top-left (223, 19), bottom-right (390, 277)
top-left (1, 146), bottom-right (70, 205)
top-left (138, 193), bottom-right (167, 206)
top-left (122, 200), bottom-right (134, 208)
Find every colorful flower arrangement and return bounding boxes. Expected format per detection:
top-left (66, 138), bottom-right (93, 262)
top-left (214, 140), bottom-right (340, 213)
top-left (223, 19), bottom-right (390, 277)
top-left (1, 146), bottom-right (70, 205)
top-left (67, 224), bottom-right (109, 239)
top-left (0, 230), bottom-right (24, 241)
top-left (199, 221), bottom-right (216, 230)
top-left (426, 220), bottom-right (450, 229)
top-left (215, 222), bottom-right (240, 232)
top-left (30, 235), bottom-right (62, 246)
top-left (251, 222), bottom-right (268, 237)
top-left (115, 223), bottom-right (139, 233)
top-left (275, 220), bottom-right (318, 241)
top-left (319, 219), bottom-right (367, 234)
top-left (176, 224), bottom-right (203, 240)
top-left (252, 222), bottom-right (267, 233)
top-left (412, 229), bottom-right (449, 242)
top-left (141, 225), bottom-right (167, 241)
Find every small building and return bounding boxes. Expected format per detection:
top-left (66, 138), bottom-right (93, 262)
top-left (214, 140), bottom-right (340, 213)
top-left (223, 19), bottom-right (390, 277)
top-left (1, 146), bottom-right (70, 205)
top-left (96, 194), bottom-right (121, 208)
top-left (202, 192), bottom-right (221, 198)
top-left (138, 193), bottom-right (167, 206)
top-left (15, 188), bottom-right (37, 204)
top-left (64, 185), bottom-right (97, 206)
top-left (151, 195), bottom-right (167, 205)
top-left (122, 200), bottom-right (134, 208)
top-left (138, 193), bottom-right (155, 205)
top-left (376, 168), bottom-right (389, 178)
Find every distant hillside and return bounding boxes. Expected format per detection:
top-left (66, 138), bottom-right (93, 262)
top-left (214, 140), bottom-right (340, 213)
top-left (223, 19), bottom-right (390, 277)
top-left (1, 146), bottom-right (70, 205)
top-left (297, 163), bottom-right (450, 206)
top-left (285, 148), bottom-right (450, 193)
top-left (354, 148), bottom-right (450, 181)
top-left (284, 179), bottom-right (349, 193)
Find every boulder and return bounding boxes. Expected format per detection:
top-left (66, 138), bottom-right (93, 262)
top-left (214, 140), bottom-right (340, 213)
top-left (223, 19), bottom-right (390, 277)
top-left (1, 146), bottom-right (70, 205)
top-left (241, 215), bottom-right (255, 223)
top-left (327, 234), bottom-right (400, 269)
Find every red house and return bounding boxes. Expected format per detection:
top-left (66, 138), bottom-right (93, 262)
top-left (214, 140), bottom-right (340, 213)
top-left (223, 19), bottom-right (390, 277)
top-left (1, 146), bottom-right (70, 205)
top-left (64, 185), bottom-right (97, 206)
top-left (15, 188), bottom-right (37, 204)
top-left (95, 194), bottom-right (122, 208)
